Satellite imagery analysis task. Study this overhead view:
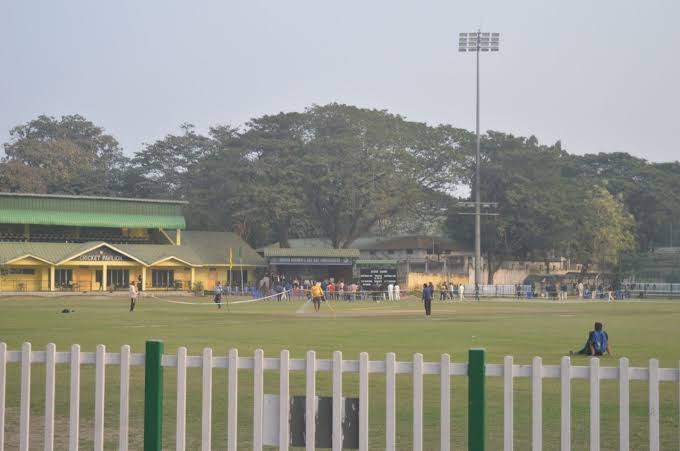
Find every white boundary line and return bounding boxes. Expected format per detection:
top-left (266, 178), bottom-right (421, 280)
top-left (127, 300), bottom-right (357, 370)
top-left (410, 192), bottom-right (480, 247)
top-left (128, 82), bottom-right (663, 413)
top-left (148, 290), bottom-right (291, 306)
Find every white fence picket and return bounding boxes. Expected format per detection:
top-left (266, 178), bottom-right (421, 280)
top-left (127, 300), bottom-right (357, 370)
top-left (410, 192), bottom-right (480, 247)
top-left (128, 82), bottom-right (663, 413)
top-left (440, 353), bottom-right (451, 451)
top-left (332, 351), bottom-right (343, 451)
top-left (590, 358), bottom-right (600, 451)
top-left (19, 342), bottom-right (31, 451)
top-left (385, 353), bottom-right (396, 451)
top-left (532, 356), bottom-right (542, 451)
top-left (619, 358), bottom-right (629, 451)
top-left (119, 345), bottom-right (130, 451)
top-left (305, 350), bottom-right (316, 451)
top-left (648, 359), bottom-right (659, 451)
top-left (359, 352), bottom-right (369, 451)
top-left (227, 348), bottom-right (238, 451)
top-left (0, 343), bottom-right (5, 451)
top-left (279, 350), bottom-right (289, 451)
top-left (94, 344), bottom-right (106, 451)
top-left (69, 344), bottom-right (80, 451)
top-left (560, 356), bottom-right (571, 451)
top-left (44, 343), bottom-right (56, 451)
top-left (201, 347), bottom-right (213, 451)
top-left (3, 342), bottom-right (680, 451)
top-left (504, 355), bottom-right (513, 451)
top-left (176, 347), bottom-right (187, 451)
top-left (413, 353), bottom-right (423, 451)
top-left (253, 349), bottom-right (264, 451)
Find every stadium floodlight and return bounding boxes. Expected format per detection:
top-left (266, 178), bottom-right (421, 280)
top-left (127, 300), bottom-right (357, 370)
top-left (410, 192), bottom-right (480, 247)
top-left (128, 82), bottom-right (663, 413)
top-left (459, 31), bottom-right (500, 289)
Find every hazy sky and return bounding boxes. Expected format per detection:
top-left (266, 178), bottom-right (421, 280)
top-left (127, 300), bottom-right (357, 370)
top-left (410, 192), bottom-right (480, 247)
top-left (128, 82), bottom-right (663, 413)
top-left (1, 1), bottom-right (678, 161)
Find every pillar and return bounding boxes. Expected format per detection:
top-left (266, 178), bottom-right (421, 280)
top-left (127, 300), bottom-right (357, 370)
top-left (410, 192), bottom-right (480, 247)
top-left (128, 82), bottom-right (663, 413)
top-left (49, 265), bottom-right (55, 292)
top-left (468, 348), bottom-right (486, 451)
top-left (190, 267), bottom-right (195, 290)
top-left (176, 229), bottom-right (181, 246)
top-left (142, 266), bottom-right (147, 291)
top-left (24, 224), bottom-right (30, 240)
top-left (144, 340), bottom-right (164, 450)
top-left (102, 264), bottom-right (108, 291)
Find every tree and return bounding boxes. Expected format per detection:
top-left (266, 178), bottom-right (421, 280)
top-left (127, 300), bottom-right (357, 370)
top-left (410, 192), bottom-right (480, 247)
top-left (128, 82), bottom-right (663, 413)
top-left (131, 123), bottom-right (216, 199)
top-left (230, 112), bottom-right (312, 247)
top-left (302, 104), bottom-right (467, 248)
top-left (572, 184), bottom-right (637, 270)
top-left (447, 132), bottom-right (577, 282)
top-left (1, 114), bottom-right (126, 195)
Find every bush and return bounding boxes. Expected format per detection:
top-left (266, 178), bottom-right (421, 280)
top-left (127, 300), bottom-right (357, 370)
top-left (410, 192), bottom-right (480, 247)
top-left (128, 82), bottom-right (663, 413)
top-left (192, 281), bottom-right (204, 296)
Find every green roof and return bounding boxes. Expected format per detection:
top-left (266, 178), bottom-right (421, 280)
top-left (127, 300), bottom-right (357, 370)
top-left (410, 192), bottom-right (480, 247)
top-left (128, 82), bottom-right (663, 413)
top-left (356, 259), bottom-right (398, 266)
top-left (0, 232), bottom-right (266, 267)
top-left (264, 247), bottom-right (359, 258)
top-left (0, 193), bottom-right (186, 230)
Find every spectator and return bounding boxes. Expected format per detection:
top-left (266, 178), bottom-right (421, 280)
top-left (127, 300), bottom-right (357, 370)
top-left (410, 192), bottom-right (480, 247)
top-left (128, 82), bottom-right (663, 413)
top-left (327, 281), bottom-right (336, 300)
top-left (571, 322), bottom-right (612, 356)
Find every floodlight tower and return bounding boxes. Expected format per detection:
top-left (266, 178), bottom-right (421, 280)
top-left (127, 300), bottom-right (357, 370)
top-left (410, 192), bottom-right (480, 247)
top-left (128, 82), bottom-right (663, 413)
top-left (458, 31), bottom-right (500, 287)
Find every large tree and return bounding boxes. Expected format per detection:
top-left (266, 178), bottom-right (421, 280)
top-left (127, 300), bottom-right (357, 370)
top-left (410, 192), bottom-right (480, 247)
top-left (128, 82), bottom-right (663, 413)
top-left (447, 132), bottom-right (576, 281)
top-left (301, 104), bottom-right (467, 248)
top-left (571, 184), bottom-right (637, 270)
top-left (131, 123), bottom-right (216, 199)
top-left (567, 152), bottom-right (680, 251)
top-left (230, 112), bottom-right (312, 247)
top-left (0, 114), bottom-right (126, 195)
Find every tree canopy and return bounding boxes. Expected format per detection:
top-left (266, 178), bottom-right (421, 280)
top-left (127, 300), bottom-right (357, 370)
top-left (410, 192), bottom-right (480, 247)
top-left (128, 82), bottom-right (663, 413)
top-left (1, 105), bottom-right (678, 266)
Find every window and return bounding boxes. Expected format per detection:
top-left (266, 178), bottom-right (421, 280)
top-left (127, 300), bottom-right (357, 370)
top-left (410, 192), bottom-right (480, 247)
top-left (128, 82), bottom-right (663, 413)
top-left (369, 251), bottom-right (376, 256)
top-left (230, 270), bottom-right (248, 287)
top-left (152, 270), bottom-right (175, 287)
top-left (387, 250), bottom-right (394, 254)
top-left (0, 268), bottom-right (36, 275)
top-left (406, 249), bottom-right (414, 255)
top-left (107, 269), bottom-right (129, 289)
top-left (55, 269), bottom-right (73, 287)
top-left (95, 269), bottom-right (130, 289)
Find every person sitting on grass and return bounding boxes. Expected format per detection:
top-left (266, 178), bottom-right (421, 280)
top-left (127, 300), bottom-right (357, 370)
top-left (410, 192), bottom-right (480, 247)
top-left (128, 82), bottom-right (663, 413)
top-left (571, 322), bottom-right (612, 356)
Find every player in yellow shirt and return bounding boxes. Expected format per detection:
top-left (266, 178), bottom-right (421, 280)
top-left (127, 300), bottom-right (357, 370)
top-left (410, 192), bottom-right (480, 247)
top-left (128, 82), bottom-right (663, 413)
top-left (310, 282), bottom-right (324, 312)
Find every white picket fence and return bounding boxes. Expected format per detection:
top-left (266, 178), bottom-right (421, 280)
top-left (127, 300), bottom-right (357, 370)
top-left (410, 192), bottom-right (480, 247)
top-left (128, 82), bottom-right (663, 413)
top-left (0, 342), bottom-right (679, 451)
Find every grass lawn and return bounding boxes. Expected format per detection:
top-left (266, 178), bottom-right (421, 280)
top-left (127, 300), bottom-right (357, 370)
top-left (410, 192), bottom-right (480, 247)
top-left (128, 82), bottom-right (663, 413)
top-left (1, 294), bottom-right (679, 450)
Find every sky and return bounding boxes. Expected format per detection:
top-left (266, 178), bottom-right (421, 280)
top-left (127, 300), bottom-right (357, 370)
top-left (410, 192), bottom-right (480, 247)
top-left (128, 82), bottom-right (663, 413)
top-left (1, 0), bottom-right (678, 162)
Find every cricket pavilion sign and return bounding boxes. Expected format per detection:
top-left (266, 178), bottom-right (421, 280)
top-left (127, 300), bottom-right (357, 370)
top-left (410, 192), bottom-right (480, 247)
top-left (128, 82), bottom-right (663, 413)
top-left (76, 247), bottom-right (131, 262)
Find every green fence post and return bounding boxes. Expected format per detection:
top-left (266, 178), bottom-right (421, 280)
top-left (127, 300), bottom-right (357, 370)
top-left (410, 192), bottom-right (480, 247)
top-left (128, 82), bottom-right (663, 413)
top-left (468, 348), bottom-right (486, 451)
top-left (144, 340), bottom-right (164, 451)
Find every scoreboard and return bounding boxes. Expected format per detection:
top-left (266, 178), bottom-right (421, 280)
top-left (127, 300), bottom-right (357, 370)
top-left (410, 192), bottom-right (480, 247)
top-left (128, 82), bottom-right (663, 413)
top-left (359, 268), bottom-right (397, 288)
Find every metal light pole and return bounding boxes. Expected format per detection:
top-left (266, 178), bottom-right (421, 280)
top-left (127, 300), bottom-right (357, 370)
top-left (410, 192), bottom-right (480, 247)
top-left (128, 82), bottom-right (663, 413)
top-left (459, 31), bottom-right (500, 287)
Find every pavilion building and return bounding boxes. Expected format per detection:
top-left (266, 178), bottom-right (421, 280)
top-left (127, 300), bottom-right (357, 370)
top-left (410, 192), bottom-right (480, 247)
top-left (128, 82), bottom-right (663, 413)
top-left (0, 193), bottom-right (264, 292)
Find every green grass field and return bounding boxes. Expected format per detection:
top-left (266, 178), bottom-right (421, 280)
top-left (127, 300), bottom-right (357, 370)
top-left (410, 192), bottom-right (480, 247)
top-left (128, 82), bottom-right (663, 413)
top-left (1, 294), bottom-right (679, 450)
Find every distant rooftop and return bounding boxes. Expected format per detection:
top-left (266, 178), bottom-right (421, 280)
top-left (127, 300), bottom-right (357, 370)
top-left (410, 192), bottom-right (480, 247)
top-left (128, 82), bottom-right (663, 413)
top-left (261, 235), bottom-right (472, 253)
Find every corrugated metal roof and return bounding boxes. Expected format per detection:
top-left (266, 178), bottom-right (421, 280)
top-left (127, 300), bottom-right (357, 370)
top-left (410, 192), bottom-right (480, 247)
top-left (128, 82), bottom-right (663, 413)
top-left (264, 248), bottom-right (359, 258)
top-left (0, 193), bottom-right (186, 229)
top-left (1, 210), bottom-right (185, 229)
top-left (0, 192), bottom-right (188, 204)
